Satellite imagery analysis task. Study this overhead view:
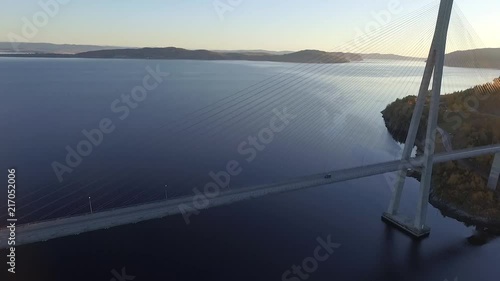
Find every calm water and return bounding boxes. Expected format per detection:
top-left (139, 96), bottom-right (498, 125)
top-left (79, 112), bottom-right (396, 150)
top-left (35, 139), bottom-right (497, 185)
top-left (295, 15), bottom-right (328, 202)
top-left (0, 58), bottom-right (499, 281)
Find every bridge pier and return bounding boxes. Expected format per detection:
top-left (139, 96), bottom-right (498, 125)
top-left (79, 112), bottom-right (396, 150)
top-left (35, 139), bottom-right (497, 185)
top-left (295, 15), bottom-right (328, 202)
top-left (382, 213), bottom-right (431, 238)
top-left (382, 0), bottom-right (454, 239)
top-left (386, 47), bottom-right (436, 217)
top-left (487, 153), bottom-right (500, 190)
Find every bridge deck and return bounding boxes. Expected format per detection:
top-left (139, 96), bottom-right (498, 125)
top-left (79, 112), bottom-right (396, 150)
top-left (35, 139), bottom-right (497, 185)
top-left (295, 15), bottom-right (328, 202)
top-left (2, 145), bottom-right (499, 248)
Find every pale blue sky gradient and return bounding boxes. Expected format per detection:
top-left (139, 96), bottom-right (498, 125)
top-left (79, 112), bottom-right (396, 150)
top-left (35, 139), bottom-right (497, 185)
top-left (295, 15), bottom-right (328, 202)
top-left (1, 0), bottom-right (498, 56)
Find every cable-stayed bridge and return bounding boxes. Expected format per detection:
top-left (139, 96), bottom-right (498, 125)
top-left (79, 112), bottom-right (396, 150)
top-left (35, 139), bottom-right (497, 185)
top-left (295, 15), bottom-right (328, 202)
top-left (2, 0), bottom-right (500, 248)
top-left (1, 144), bottom-right (499, 248)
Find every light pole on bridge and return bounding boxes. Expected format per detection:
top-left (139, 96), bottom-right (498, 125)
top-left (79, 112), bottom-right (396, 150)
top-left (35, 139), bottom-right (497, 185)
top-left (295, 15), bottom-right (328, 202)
top-left (88, 196), bottom-right (93, 214)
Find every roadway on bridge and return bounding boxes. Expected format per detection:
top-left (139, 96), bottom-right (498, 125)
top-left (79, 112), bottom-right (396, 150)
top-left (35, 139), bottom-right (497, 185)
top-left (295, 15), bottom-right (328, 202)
top-left (2, 145), bottom-right (500, 248)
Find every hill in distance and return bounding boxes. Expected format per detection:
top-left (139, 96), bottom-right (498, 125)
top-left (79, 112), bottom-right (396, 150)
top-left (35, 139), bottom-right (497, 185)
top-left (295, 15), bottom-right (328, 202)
top-left (76, 47), bottom-right (423, 63)
top-left (211, 49), bottom-right (293, 55)
top-left (75, 47), bottom-right (363, 64)
top-left (0, 42), bottom-right (421, 63)
top-left (445, 48), bottom-right (500, 69)
top-left (0, 42), bottom-right (127, 54)
top-left (1, 42), bottom-right (497, 68)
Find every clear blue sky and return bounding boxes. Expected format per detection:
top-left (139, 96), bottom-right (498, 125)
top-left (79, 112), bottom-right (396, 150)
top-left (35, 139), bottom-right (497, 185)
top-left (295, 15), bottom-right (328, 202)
top-left (1, 0), bottom-right (498, 56)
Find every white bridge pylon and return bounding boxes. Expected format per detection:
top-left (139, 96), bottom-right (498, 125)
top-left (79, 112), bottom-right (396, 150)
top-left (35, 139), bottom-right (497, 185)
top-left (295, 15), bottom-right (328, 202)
top-left (383, 0), bottom-right (457, 237)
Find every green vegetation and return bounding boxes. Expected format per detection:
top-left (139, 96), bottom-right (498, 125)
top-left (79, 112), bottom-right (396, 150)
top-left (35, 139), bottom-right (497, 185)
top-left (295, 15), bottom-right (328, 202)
top-left (382, 77), bottom-right (500, 221)
top-left (433, 161), bottom-right (500, 219)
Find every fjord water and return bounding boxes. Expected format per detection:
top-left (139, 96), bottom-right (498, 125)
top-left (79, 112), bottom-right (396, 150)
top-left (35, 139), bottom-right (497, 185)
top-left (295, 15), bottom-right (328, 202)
top-left (0, 57), bottom-right (499, 281)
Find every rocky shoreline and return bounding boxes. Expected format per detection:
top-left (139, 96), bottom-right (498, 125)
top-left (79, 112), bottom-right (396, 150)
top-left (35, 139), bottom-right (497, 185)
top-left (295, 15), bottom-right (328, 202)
top-left (429, 189), bottom-right (500, 234)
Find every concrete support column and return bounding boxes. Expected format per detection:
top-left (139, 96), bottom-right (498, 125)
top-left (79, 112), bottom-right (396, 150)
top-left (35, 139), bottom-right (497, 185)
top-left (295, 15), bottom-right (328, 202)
top-left (414, 0), bottom-right (454, 230)
top-left (487, 153), bottom-right (500, 190)
top-left (387, 49), bottom-right (436, 215)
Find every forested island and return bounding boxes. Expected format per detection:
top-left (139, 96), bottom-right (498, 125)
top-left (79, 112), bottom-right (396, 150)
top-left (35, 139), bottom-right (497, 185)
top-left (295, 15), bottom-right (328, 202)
top-left (75, 48), bottom-right (365, 63)
top-left (2, 42), bottom-right (498, 68)
top-left (0, 47), bottom-right (363, 64)
top-left (382, 77), bottom-right (500, 233)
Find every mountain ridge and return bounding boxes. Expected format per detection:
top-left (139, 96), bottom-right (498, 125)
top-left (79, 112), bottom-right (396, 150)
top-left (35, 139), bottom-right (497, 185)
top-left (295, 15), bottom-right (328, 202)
top-left (0, 42), bottom-right (127, 54)
top-left (72, 47), bottom-right (363, 64)
top-left (0, 42), bottom-right (420, 61)
top-left (444, 48), bottom-right (500, 69)
top-left (2, 42), bottom-right (498, 68)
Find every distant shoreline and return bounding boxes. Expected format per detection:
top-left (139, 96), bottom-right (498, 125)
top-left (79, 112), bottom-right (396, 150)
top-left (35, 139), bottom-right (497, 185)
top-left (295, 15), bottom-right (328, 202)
top-left (2, 50), bottom-right (499, 70)
top-left (0, 46), bottom-right (429, 65)
top-left (2, 42), bottom-right (499, 68)
top-left (0, 53), bottom-right (353, 65)
top-left (0, 48), bottom-right (364, 65)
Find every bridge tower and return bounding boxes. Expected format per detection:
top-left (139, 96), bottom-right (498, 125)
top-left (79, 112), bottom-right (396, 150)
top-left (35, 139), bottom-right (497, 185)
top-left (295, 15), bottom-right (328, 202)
top-left (487, 153), bottom-right (500, 190)
top-left (382, 0), bottom-right (454, 238)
